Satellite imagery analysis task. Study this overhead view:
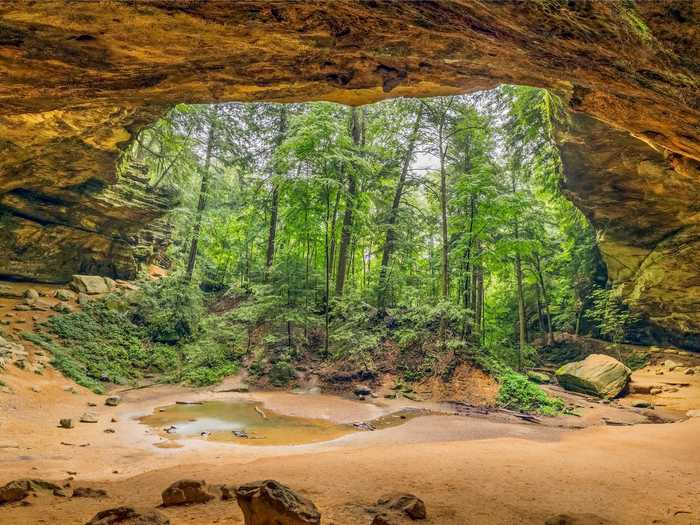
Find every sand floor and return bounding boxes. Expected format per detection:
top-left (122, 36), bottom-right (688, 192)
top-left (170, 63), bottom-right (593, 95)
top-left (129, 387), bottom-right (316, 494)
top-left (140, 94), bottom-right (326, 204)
top-left (1, 359), bottom-right (699, 525)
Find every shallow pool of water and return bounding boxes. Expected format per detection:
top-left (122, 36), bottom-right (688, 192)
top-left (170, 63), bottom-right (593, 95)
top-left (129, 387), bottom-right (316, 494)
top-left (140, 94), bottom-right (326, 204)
top-left (140, 400), bottom-right (431, 446)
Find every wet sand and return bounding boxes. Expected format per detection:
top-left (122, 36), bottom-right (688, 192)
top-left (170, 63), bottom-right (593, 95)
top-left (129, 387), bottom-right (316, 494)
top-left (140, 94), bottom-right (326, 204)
top-left (1, 361), bottom-right (699, 525)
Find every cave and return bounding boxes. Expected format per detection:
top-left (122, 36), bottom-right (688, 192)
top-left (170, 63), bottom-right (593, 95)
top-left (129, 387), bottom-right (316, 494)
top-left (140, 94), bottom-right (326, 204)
top-left (1, 1), bottom-right (698, 349)
top-left (0, 3), bottom-right (699, 523)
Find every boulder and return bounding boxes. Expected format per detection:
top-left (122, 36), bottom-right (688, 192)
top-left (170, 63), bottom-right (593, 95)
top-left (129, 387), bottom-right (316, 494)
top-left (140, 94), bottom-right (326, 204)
top-left (55, 289), bottom-right (76, 301)
top-left (73, 487), bottom-right (108, 498)
top-left (78, 292), bottom-right (90, 305)
top-left (0, 479), bottom-right (61, 504)
top-left (24, 288), bottom-right (39, 301)
top-left (71, 275), bottom-right (111, 295)
top-left (374, 493), bottom-right (426, 521)
top-left (85, 506), bottom-right (170, 525)
top-left (80, 412), bottom-right (99, 423)
top-left (527, 371), bottom-right (551, 384)
top-left (105, 396), bottom-right (121, 407)
top-left (354, 385), bottom-right (372, 397)
top-left (555, 354), bottom-right (631, 399)
top-left (235, 479), bottom-right (321, 525)
top-left (161, 479), bottom-right (214, 507)
top-left (52, 302), bottom-right (74, 313)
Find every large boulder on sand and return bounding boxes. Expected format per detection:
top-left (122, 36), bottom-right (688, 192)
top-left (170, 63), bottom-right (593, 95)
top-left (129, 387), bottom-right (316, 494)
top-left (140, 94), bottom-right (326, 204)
top-left (161, 479), bottom-right (214, 506)
top-left (370, 493), bottom-right (427, 523)
top-left (235, 480), bottom-right (321, 525)
top-left (70, 275), bottom-right (111, 295)
top-left (555, 354), bottom-right (631, 399)
top-left (0, 479), bottom-right (61, 504)
top-left (85, 506), bottom-right (170, 524)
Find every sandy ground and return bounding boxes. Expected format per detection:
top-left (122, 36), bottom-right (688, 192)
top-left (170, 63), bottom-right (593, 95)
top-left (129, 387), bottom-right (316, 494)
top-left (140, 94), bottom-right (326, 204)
top-left (1, 360), bottom-right (699, 525)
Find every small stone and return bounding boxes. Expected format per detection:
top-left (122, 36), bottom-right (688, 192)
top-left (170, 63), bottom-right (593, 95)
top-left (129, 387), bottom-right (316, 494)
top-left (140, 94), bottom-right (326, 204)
top-left (235, 480), bottom-right (320, 524)
top-left (104, 429), bottom-right (116, 434)
top-left (684, 368), bottom-right (695, 375)
top-left (31, 300), bottom-right (52, 311)
top-left (631, 401), bottom-right (653, 409)
top-left (72, 486), bottom-right (108, 498)
top-left (14, 305), bottom-right (31, 311)
top-left (51, 302), bottom-right (73, 314)
top-left (161, 479), bottom-right (214, 507)
top-left (53, 488), bottom-right (67, 497)
top-left (650, 387), bottom-right (662, 395)
top-left (219, 484), bottom-right (236, 501)
top-left (376, 493), bottom-right (427, 520)
top-left (24, 289), bottom-right (39, 301)
top-left (111, 417), bottom-right (119, 423)
top-left (54, 289), bottom-right (76, 302)
top-left (59, 419), bottom-right (74, 429)
top-left (354, 385), bottom-right (372, 397)
top-left (105, 395), bottom-right (121, 406)
top-left (80, 412), bottom-right (98, 423)
top-left (85, 506), bottom-right (170, 525)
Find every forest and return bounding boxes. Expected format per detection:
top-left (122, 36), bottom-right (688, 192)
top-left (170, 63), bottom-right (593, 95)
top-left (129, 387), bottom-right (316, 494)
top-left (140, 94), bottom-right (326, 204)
top-left (45, 85), bottom-right (633, 409)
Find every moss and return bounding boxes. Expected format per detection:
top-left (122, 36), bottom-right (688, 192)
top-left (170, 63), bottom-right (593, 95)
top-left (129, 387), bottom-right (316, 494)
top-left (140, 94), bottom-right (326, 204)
top-left (617, 0), bottom-right (653, 44)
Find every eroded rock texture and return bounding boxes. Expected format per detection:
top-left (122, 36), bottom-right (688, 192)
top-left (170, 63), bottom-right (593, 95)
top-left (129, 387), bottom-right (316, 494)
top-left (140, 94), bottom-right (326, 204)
top-left (0, 1), bottom-right (698, 345)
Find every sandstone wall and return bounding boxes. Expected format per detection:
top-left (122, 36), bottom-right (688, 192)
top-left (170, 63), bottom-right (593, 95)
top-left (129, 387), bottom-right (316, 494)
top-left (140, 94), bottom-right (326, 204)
top-left (0, 1), bottom-right (698, 346)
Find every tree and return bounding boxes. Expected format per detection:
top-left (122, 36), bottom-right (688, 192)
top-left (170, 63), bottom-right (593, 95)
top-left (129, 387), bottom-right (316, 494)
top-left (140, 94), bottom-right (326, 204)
top-left (186, 110), bottom-right (218, 281)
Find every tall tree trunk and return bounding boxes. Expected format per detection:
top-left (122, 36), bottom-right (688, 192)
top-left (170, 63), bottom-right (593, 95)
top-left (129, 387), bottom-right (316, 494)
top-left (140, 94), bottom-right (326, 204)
top-left (515, 250), bottom-right (527, 371)
top-left (185, 117), bottom-right (216, 281)
top-left (533, 252), bottom-right (554, 345)
top-left (462, 193), bottom-right (476, 336)
top-left (439, 123), bottom-right (450, 299)
top-left (324, 185), bottom-right (331, 355)
top-left (328, 185), bottom-right (342, 278)
top-left (265, 107), bottom-right (288, 277)
top-left (511, 172), bottom-right (526, 370)
top-left (377, 107), bottom-right (423, 308)
top-left (335, 106), bottom-right (362, 296)
top-left (474, 251), bottom-right (484, 343)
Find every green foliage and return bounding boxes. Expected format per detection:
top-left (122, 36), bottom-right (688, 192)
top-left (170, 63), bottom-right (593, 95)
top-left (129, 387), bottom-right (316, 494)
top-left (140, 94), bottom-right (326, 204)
top-left (43, 301), bottom-right (150, 386)
top-left (586, 287), bottom-right (638, 344)
top-left (26, 277), bottom-right (246, 391)
top-left (269, 360), bottom-right (295, 386)
top-left (104, 87), bottom-right (610, 392)
top-left (496, 370), bottom-right (565, 415)
top-left (130, 277), bottom-right (204, 343)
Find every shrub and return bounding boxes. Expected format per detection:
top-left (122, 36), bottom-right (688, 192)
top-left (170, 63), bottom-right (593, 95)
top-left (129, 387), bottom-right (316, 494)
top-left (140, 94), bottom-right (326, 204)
top-left (269, 360), bottom-right (295, 386)
top-left (496, 370), bottom-right (565, 416)
top-left (130, 277), bottom-right (204, 343)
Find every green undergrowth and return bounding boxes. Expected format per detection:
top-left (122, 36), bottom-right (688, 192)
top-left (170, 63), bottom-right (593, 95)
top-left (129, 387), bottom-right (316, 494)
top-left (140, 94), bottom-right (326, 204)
top-left (496, 370), bottom-right (566, 416)
top-left (22, 277), bottom-right (244, 393)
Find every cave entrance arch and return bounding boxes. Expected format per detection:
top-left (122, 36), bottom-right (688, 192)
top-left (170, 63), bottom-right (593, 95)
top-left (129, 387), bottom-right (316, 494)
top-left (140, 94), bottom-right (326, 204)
top-left (0, 1), bottom-right (698, 347)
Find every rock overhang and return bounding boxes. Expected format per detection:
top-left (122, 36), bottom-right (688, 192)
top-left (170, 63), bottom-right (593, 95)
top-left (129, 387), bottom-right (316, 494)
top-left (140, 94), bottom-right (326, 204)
top-left (0, 0), bottom-right (698, 347)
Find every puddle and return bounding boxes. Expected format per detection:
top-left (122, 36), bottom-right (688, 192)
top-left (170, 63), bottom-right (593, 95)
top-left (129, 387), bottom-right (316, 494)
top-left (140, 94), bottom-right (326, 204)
top-left (140, 400), bottom-right (431, 446)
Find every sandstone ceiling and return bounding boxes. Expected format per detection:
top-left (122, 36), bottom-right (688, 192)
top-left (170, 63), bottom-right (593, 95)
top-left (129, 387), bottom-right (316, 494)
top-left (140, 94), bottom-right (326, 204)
top-left (0, 1), bottom-right (698, 347)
